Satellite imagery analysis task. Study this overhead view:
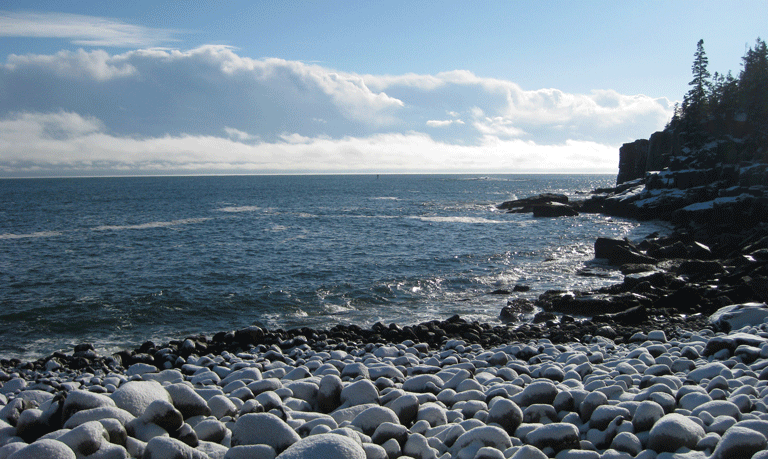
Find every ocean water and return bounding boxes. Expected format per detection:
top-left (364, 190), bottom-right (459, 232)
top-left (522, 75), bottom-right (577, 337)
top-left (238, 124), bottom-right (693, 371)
top-left (0, 174), bottom-right (669, 360)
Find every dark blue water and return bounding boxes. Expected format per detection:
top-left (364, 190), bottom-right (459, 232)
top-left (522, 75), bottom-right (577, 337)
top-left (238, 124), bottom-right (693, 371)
top-left (0, 175), bottom-right (669, 359)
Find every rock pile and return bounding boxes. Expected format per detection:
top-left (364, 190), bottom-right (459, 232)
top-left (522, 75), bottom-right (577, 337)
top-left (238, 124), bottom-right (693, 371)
top-left (1, 315), bottom-right (768, 458)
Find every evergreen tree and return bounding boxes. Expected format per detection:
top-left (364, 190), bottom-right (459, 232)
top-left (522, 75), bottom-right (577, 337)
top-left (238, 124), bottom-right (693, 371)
top-left (739, 38), bottom-right (768, 147)
top-left (680, 39), bottom-right (712, 147)
top-left (689, 39), bottom-right (711, 108)
top-left (663, 37), bottom-right (768, 162)
top-left (709, 71), bottom-right (739, 135)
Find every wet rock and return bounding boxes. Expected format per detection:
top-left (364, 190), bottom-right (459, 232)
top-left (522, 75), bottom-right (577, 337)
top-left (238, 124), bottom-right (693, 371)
top-left (498, 193), bottom-right (569, 211)
top-left (532, 202), bottom-right (579, 217)
top-left (595, 238), bottom-right (656, 265)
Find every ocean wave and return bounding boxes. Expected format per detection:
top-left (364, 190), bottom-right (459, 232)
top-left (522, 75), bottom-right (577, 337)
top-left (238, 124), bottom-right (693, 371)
top-left (0, 231), bottom-right (63, 240)
top-left (411, 216), bottom-right (514, 224)
top-left (93, 218), bottom-right (210, 231)
top-left (215, 206), bottom-right (262, 213)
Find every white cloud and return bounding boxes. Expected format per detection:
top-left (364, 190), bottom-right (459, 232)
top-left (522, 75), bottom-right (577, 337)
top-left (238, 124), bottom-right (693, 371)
top-left (190, 46), bottom-right (405, 125)
top-left (224, 127), bottom-right (257, 142)
top-left (472, 116), bottom-right (526, 138)
top-left (0, 111), bottom-right (619, 174)
top-left (0, 11), bottom-right (181, 48)
top-left (0, 45), bottom-right (673, 175)
top-left (5, 49), bottom-right (136, 81)
top-left (364, 69), bottom-right (673, 143)
top-left (426, 119), bottom-right (464, 128)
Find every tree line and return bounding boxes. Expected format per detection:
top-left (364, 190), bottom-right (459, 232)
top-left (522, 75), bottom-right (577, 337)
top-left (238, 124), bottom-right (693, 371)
top-left (666, 38), bottom-right (767, 161)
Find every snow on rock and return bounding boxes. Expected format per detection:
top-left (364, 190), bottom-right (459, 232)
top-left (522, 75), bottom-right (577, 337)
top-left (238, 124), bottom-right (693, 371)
top-left (610, 432), bottom-right (643, 456)
top-left (207, 394), bottom-right (238, 419)
top-left (142, 436), bottom-right (209, 459)
top-left (349, 406), bottom-right (399, 435)
top-left (709, 302), bottom-right (768, 332)
top-left (125, 363), bottom-right (158, 377)
top-left (513, 380), bottom-right (558, 406)
top-left (224, 445), bottom-right (276, 459)
top-left (6, 439), bottom-right (76, 459)
top-left (474, 445), bottom-right (506, 459)
top-left (450, 425), bottom-right (512, 456)
top-left (507, 445), bottom-right (548, 459)
top-left (339, 379), bottom-right (379, 407)
top-left (317, 375), bottom-right (343, 413)
top-left (632, 400), bottom-right (664, 432)
top-left (110, 381), bottom-right (173, 417)
top-left (12, 314), bottom-right (768, 459)
top-left (387, 393), bottom-right (419, 425)
top-left (57, 420), bottom-right (109, 457)
top-left (61, 390), bottom-right (117, 424)
top-left (525, 423), bottom-right (580, 452)
top-left (486, 398), bottom-right (523, 435)
top-left (63, 406), bottom-right (135, 429)
top-left (139, 399), bottom-right (184, 433)
top-left (221, 367), bottom-right (262, 386)
top-left (193, 418), bottom-right (227, 443)
top-left (401, 374), bottom-right (443, 394)
top-left (0, 442), bottom-right (26, 458)
top-left (230, 413), bottom-right (300, 453)
top-left (402, 432), bottom-right (438, 459)
top-left (711, 426), bottom-right (768, 459)
top-left (277, 433), bottom-right (366, 459)
top-left (686, 362), bottom-right (729, 384)
top-left (416, 402), bottom-right (448, 427)
top-left (647, 413), bottom-right (706, 452)
top-left (164, 383), bottom-right (212, 419)
top-left (370, 421), bottom-right (408, 446)
top-left (690, 400), bottom-right (742, 420)
top-left (0, 379), bottom-right (26, 395)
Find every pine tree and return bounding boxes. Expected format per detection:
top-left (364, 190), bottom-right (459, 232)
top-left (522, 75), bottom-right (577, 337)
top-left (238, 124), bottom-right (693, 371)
top-left (738, 38), bottom-right (768, 147)
top-left (680, 39), bottom-right (712, 147)
top-left (710, 71), bottom-right (739, 135)
top-left (689, 39), bottom-right (711, 107)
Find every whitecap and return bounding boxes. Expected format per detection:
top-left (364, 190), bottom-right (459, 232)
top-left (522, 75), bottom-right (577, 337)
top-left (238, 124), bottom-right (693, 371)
top-left (411, 216), bottom-right (513, 224)
top-left (94, 218), bottom-right (210, 231)
top-left (0, 231), bottom-right (63, 240)
top-left (323, 303), bottom-right (354, 314)
top-left (215, 206), bottom-right (262, 213)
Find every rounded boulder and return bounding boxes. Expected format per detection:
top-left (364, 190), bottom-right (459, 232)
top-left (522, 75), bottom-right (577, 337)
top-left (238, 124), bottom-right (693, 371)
top-left (647, 413), bottom-right (705, 452)
top-left (110, 381), bottom-right (172, 417)
top-left (231, 413), bottom-right (300, 453)
top-left (276, 433), bottom-right (366, 459)
top-left (7, 439), bottom-right (75, 459)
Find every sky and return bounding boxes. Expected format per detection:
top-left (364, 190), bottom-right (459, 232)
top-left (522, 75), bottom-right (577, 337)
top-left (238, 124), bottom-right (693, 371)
top-left (0, 1), bottom-right (765, 177)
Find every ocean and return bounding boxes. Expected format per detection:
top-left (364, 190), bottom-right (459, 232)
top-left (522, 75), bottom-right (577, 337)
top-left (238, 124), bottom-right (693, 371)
top-left (0, 174), bottom-right (670, 360)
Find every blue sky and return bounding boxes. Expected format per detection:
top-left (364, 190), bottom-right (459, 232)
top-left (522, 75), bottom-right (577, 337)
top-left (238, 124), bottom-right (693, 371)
top-left (0, 1), bottom-right (765, 176)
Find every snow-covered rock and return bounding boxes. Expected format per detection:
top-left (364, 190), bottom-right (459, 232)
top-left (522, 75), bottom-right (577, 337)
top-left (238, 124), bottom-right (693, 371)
top-left (647, 413), bottom-right (706, 452)
top-left (709, 302), bottom-right (768, 332)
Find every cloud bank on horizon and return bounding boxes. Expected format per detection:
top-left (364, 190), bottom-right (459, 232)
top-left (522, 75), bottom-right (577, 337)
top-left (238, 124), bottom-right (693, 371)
top-left (0, 12), bottom-right (675, 176)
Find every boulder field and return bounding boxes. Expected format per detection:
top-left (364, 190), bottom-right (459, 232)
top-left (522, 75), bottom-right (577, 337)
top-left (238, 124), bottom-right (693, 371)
top-left (2, 313), bottom-right (768, 458)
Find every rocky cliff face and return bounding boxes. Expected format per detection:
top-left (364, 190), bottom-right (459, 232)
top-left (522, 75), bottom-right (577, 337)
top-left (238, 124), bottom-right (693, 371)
top-left (591, 134), bottom-right (768, 253)
top-left (616, 139), bottom-right (649, 184)
top-left (617, 131), bottom-right (681, 185)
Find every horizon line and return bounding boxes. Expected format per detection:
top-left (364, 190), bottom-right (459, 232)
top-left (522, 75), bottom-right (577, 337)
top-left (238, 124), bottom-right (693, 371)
top-left (0, 170), bottom-right (618, 180)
